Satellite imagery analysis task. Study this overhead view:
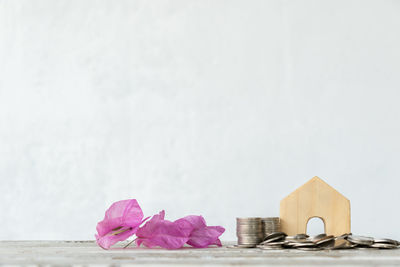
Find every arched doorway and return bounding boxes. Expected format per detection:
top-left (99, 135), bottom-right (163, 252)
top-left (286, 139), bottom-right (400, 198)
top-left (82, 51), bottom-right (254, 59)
top-left (306, 217), bottom-right (325, 236)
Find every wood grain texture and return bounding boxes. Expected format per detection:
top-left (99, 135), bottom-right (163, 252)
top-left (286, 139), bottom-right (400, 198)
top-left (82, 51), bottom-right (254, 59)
top-left (1, 241), bottom-right (400, 266)
top-left (280, 176), bottom-right (351, 236)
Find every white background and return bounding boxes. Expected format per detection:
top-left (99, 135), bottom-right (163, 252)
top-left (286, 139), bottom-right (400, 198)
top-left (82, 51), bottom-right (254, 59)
top-left (1, 0), bottom-right (400, 241)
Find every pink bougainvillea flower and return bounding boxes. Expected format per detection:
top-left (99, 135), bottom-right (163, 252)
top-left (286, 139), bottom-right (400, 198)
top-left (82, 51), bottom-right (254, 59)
top-left (136, 210), bottom-right (194, 249)
top-left (175, 215), bottom-right (225, 248)
top-left (95, 199), bottom-right (145, 249)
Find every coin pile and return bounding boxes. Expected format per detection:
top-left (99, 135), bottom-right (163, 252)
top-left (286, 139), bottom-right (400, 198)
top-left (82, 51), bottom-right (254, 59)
top-left (256, 232), bottom-right (400, 250)
top-left (236, 218), bottom-right (263, 247)
top-left (262, 217), bottom-right (280, 237)
top-left (234, 217), bottom-right (399, 250)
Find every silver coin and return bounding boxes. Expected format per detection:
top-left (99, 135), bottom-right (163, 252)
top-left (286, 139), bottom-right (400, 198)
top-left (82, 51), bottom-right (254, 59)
top-left (238, 235), bottom-right (264, 239)
top-left (237, 217), bottom-right (262, 222)
top-left (264, 231), bottom-right (281, 235)
top-left (286, 234), bottom-right (309, 241)
top-left (370, 243), bottom-right (398, 249)
top-left (237, 224), bottom-right (263, 229)
top-left (234, 244), bottom-right (257, 248)
top-left (262, 241), bottom-right (287, 246)
top-left (237, 240), bottom-right (263, 244)
top-left (286, 241), bottom-right (310, 248)
top-left (237, 234), bottom-right (264, 237)
top-left (237, 231), bottom-right (263, 235)
top-left (237, 239), bottom-right (263, 243)
top-left (261, 217), bottom-right (280, 221)
top-left (261, 218), bottom-right (280, 229)
top-left (310, 233), bottom-right (327, 241)
top-left (264, 232), bottom-right (287, 240)
top-left (326, 239), bottom-right (354, 250)
top-left (238, 241), bottom-right (260, 245)
top-left (237, 237), bottom-right (263, 244)
top-left (286, 238), bottom-right (311, 244)
top-left (238, 230), bottom-right (262, 233)
top-left (237, 232), bottom-right (264, 235)
top-left (237, 241), bottom-right (263, 245)
top-left (262, 235), bottom-right (286, 244)
top-left (295, 233), bottom-right (309, 239)
top-left (315, 235), bottom-right (335, 245)
top-left (347, 235), bottom-right (374, 246)
top-left (285, 236), bottom-right (297, 241)
top-left (337, 233), bottom-right (351, 239)
top-left (291, 241), bottom-right (316, 248)
top-left (237, 222), bottom-right (263, 226)
top-left (374, 238), bottom-right (399, 245)
top-left (264, 231), bottom-right (281, 234)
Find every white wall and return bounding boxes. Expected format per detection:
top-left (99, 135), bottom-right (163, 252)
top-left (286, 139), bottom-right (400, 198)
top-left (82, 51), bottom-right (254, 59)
top-left (1, 0), bottom-right (400, 241)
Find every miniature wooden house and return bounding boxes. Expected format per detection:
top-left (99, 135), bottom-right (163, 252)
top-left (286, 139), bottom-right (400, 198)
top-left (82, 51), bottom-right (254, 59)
top-left (280, 176), bottom-right (351, 236)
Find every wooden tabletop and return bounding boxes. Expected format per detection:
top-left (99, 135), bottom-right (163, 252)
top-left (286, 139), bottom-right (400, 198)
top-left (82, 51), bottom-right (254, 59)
top-left (1, 241), bottom-right (400, 266)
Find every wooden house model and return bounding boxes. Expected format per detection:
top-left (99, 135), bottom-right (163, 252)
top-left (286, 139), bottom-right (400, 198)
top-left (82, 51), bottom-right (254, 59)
top-left (280, 176), bottom-right (351, 236)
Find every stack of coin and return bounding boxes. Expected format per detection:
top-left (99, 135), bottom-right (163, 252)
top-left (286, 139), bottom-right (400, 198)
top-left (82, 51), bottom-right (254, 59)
top-left (236, 218), bottom-right (263, 247)
top-left (261, 217), bottom-right (280, 237)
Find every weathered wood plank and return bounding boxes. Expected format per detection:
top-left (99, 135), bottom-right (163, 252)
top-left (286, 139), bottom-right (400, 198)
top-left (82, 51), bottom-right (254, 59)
top-left (1, 241), bottom-right (400, 266)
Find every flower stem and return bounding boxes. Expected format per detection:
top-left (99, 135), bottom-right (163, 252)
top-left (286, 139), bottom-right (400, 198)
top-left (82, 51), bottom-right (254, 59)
top-left (123, 238), bottom-right (137, 249)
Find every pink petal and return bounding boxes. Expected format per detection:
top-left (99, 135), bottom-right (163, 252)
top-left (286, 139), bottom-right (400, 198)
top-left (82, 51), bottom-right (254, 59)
top-left (175, 215), bottom-right (225, 248)
top-left (95, 199), bottom-right (144, 249)
top-left (136, 210), bottom-right (193, 249)
top-left (213, 238), bottom-right (222, 246)
top-left (95, 226), bottom-right (139, 249)
top-left (187, 226), bottom-right (225, 248)
top-left (175, 215), bottom-right (206, 229)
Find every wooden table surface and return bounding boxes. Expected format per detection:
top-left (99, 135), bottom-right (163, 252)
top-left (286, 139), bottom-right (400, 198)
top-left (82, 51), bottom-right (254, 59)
top-left (1, 241), bottom-right (400, 266)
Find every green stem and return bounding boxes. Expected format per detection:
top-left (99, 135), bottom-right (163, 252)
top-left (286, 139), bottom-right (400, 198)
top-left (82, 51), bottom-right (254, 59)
top-left (123, 238), bottom-right (137, 249)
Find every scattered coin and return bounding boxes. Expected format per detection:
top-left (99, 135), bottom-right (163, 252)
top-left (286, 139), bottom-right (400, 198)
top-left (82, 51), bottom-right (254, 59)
top-left (315, 235), bottom-right (335, 247)
top-left (370, 243), bottom-right (398, 249)
top-left (310, 233), bottom-right (327, 241)
top-left (337, 233), bottom-right (351, 239)
top-left (329, 238), bottom-right (356, 249)
top-left (294, 234), bottom-right (309, 240)
top-left (236, 218), bottom-right (399, 251)
top-left (291, 241), bottom-right (316, 248)
top-left (374, 238), bottom-right (399, 245)
top-left (264, 232), bottom-right (287, 240)
top-left (347, 235), bottom-right (374, 246)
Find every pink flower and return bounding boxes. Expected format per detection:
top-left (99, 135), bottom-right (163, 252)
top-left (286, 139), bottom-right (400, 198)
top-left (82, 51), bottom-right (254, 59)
top-left (95, 199), bottom-right (144, 249)
top-left (95, 200), bottom-right (225, 250)
top-left (176, 215), bottom-right (225, 248)
top-left (136, 210), bottom-right (193, 249)
top-left (136, 212), bottom-right (225, 249)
